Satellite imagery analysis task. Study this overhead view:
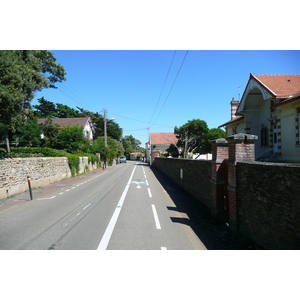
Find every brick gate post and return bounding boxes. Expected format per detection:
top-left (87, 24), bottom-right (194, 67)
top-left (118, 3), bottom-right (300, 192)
top-left (211, 138), bottom-right (228, 220)
top-left (226, 133), bottom-right (258, 232)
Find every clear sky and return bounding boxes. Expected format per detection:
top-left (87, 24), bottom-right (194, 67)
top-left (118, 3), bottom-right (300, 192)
top-left (32, 50), bottom-right (300, 147)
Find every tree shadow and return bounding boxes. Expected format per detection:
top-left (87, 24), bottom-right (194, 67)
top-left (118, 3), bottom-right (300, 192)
top-left (151, 167), bottom-right (261, 250)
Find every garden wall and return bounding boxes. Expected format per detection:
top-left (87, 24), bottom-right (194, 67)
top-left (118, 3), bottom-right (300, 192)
top-left (152, 133), bottom-right (300, 249)
top-left (236, 161), bottom-right (300, 249)
top-left (152, 157), bottom-right (212, 209)
top-left (0, 157), bottom-right (98, 199)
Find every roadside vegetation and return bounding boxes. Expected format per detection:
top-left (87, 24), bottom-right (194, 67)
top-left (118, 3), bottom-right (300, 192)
top-left (0, 50), bottom-right (144, 176)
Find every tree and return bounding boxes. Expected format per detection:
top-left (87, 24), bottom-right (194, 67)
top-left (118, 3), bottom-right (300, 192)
top-left (91, 136), bottom-right (124, 160)
top-left (53, 103), bottom-right (82, 118)
top-left (15, 117), bottom-right (43, 147)
top-left (122, 135), bottom-right (142, 157)
top-left (41, 117), bottom-right (60, 148)
top-left (76, 107), bottom-right (122, 140)
top-left (202, 127), bottom-right (227, 154)
top-left (54, 125), bottom-right (89, 153)
top-left (0, 50), bottom-right (66, 151)
top-left (33, 97), bottom-right (57, 117)
top-left (175, 119), bottom-right (209, 158)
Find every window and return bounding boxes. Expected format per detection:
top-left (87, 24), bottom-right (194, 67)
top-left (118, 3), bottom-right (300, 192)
top-left (260, 126), bottom-right (268, 147)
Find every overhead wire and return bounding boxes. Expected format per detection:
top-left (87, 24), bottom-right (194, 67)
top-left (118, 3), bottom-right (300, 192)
top-left (150, 50), bottom-right (189, 128)
top-left (147, 50), bottom-right (176, 125)
top-left (56, 82), bottom-right (101, 113)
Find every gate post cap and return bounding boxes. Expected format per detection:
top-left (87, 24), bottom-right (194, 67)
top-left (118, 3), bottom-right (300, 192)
top-left (226, 133), bottom-right (258, 143)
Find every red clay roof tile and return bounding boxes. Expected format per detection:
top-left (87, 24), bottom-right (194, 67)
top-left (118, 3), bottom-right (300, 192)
top-left (150, 132), bottom-right (178, 145)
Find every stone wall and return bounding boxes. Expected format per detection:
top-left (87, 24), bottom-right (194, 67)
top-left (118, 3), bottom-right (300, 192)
top-left (236, 161), bottom-right (300, 249)
top-left (0, 157), bottom-right (99, 200)
top-left (151, 133), bottom-right (300, 249)
top-left (152, 157), bottom-right (212, 209)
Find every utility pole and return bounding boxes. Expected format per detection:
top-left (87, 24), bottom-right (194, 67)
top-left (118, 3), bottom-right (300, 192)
top-left (104, 109), bottom-right (115, 147)
top-left (104, 109), bottom-right (107, 147)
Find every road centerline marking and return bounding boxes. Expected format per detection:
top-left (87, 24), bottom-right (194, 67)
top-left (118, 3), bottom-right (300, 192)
top-left (97, 165), bottom-right (137, 250)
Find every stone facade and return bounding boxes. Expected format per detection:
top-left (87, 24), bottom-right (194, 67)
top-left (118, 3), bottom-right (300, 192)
top-left (0, 157), bottom-right (99, 200)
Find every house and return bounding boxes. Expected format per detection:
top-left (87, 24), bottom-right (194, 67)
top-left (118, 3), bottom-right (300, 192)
top-left (130, 152), bottom-right (142, 160)
top-left (38, 117), bottom-right (95, 141)
top-left (219, 74), bottom-right (300, 161)
top-left (146, 132), bottom-right (178, 164)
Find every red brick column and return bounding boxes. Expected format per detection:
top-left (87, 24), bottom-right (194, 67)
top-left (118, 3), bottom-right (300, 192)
top-left (226, 133), bottom-right (257, 232)
top-left (211, 138), bottom-right (228, 220)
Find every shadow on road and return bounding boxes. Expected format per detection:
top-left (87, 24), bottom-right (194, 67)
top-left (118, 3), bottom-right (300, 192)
top-left (151, 166), bottom-right (262, 250)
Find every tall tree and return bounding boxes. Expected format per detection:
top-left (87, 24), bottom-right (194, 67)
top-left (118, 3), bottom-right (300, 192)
top-left (33, 97), bottom-right (57, 117)
top-left (174, 119), bottom-right (209, 158)
top-left (0, 50), bottom-right (66, 151)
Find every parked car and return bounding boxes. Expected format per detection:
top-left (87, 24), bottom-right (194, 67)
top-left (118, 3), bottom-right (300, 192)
top-left (119, 156), bottom-right (127, 163)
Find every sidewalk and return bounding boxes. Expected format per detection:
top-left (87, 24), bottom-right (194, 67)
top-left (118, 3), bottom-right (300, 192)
top-left (0, 165), bottom-right (112, 212)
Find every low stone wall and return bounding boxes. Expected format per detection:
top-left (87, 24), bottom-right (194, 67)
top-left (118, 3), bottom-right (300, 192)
top-left (0, 156), bottom-right (99, 200)
top-left (152, 157), bottom-right (212, 209)
top-left (236, 161), bottom-right (300, 250)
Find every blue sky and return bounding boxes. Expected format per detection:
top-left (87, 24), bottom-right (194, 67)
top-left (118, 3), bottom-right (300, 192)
top-left (32, 50), bottom-right (300, 147)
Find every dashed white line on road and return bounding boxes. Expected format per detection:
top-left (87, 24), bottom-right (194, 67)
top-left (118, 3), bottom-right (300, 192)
top-left (148, 188), bottom-right (152, 198)
top-left (161, 247), bottom-right (167, 250)
top-left (146, 180), bottom-right (149, 185)
top-left (151, 204), bottom-right (161, 229)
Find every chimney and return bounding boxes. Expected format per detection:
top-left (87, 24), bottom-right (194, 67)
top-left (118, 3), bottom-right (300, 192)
top-left (231, 97), bottom-right (239, 120)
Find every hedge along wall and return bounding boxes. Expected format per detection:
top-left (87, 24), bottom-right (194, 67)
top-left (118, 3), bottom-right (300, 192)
top-left (152, 157), bottom-right (212, 209)
top-left (236, 161), bottom-right (300, 250)
top-left (0, 157), bottom-right (99, 200)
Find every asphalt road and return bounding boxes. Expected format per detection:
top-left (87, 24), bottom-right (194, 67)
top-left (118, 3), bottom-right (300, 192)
top-left (0, 161), bottom-right (206, 250)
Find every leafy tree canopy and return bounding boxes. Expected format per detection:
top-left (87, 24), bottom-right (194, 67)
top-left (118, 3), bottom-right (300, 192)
top-left (0, 50), bottom-right (66, 151)
top-left (0, 50), bottom-right (66, 132)
top-left (175, 119), bottom-right (209, 158)
top-left (174, 119), bottom-right (227, 158)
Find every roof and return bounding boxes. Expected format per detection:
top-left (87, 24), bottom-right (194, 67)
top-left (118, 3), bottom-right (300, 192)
top-left (218, 116), bottom-right (244, 128)
top-left (150, 132), bottom-right (178, 145)
top-left (251, 74), bottom-right (300, 99)
top-left (38, 117), bottom-right (95, 132)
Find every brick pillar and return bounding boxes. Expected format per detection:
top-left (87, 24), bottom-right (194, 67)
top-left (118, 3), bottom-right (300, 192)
top-left (211, 138), bottom-right (228, 220)
top-left (226, 133), bottom-right (258, 232)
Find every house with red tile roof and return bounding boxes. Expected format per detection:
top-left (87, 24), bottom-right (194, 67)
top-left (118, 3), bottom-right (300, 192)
top-left (219, 73), bottom-right (300, 161)
top-left (38, 117), bottom-right (95, 141)
top-left (146, 132), bottom-right (178, 164)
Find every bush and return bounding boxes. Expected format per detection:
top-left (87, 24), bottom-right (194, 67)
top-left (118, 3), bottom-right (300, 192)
top-left (0, 148), bottom-right (7, 158)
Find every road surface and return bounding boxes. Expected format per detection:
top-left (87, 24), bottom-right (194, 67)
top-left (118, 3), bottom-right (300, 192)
top-left (0, 161), bottom-right (206, 250)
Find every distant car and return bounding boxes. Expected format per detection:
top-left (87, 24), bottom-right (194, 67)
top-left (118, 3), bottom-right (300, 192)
top-left (119, 156), bottom-right (127, 163)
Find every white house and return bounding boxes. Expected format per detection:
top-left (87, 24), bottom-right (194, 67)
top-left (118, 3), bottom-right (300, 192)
top-left (38, 117), bottom-right (95, 141)
top-left (219, 74), bottom-right (300, 162)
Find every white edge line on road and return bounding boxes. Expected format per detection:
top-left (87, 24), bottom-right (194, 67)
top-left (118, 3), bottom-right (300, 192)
top-left (148, 188), bottom-right (152, 198)
top-left (151, 204), bottom-right (161, 230)
top-left (97, 165), bottom-right (137, 250)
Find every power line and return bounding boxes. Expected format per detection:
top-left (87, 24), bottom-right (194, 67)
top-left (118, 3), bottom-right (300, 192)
top-left (150, 50), bottom-right (189, 127)
top-left (148, 51), bottom-right (176, 125)
top-left (108, 110), bottom-right (173, 128)
top-left (56, 82), bottom-right (101, 113)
